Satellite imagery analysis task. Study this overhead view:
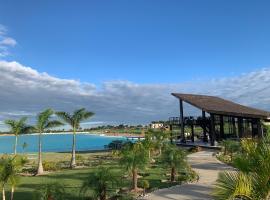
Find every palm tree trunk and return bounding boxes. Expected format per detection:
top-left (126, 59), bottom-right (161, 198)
top-left (100, 188), bottom-right (106, 200)
top-left (132, 169), bottom-right (138, 191)
top-left (2, 186), bottom-right (5, 200)
top-left (14, 135), bottom-right (18, 155)
top-left (70, 131), bottom-right (76, 168)
top-left (10, 186), bottom-right (14, 200)
top-left (171, 167), bottom-right (176, 182)
top-left (37, 132), bottom-right (44, 175)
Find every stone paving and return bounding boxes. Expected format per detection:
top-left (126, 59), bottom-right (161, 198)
top-left (142, 150), bottom-right (232, 200)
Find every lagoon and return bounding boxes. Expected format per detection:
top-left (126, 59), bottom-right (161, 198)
top-left (0, 133), bottom-right (126, 153)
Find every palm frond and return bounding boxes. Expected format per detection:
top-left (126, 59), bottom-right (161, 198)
top-left (45, 120), bottom-right (63, 129)
top-left (56, 112), bottom-right (72, 125)
top-left (213, 171), bottom-right (253, 200)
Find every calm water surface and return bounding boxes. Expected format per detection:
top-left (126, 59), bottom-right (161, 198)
top-left (0, 133), bottom-right (127, 153)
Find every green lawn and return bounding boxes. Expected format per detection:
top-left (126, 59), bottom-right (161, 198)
top-left (5, 152), bottom-right (180, 200)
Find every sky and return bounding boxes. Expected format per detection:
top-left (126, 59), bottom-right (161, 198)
top-left (0, 0), bottom-right (270, 130)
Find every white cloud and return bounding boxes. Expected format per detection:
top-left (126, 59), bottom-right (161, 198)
top-left (0, 60), bottom-right (270, 131)
top-left (0, 24), bottom-right (17, 57)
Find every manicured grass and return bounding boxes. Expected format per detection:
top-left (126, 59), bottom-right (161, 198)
top-left (5, 152), bottom-right (179, 200)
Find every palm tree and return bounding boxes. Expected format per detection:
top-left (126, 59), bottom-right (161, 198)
top-left (119, 142), bottom-right (149, 191)
top-left (161, 144), bottom-right (188, 182)
top-left (81, 167), bottom-right (117, 200)
top-left (0, 156), bottom-right (24, 200)
top-left (5, 117), bottom-right (33, 155)
top-left (35, 183), bottom-right (65, 200)
top-left (213, 137), bottom-right (270, 200)
top-left (34, 109), bottom-right (63, 175)
top-left (56, 108), bottom-right (94, 168)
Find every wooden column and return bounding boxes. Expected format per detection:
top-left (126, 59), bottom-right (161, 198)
top-left (237, 117), bottom-right (243, 138)
top-left (191, 120), bottom-right (195, 143)
top-left (202, 111), bottom-right (208, 142)
top-left (219, 115), bottom-right (224, 140)
top-left (210, 114), bottom-right (215, 146)
top-left (251, 119), bottom-right (256, 138)
top-left (179, 100), bottom-right (186, 143)
top-left (169, 125), bottom-right (173, 144)
top-left (232, 117), bottom-right (237, 138)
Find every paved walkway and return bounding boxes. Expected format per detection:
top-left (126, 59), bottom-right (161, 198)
top-left (143, 150), bottom-right (232, 200)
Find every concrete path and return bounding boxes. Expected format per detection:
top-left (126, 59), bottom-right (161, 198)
top-left (143, 150), bottom-right (232, 200)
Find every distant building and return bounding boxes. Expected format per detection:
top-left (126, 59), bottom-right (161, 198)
top-left (150, 122), bottom-right (164, 129)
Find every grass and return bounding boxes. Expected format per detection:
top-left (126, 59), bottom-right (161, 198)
top-left (4, 151), bottom-right (180, 200)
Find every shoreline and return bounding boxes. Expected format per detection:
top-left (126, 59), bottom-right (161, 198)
top-left (0, 131), bottom-right (144, 138)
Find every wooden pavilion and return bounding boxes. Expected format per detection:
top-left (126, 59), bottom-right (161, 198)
top-left (171, 93), bottom-right (270, 146)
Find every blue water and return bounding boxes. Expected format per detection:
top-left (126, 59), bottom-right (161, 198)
top-left (0, 133), bottom-right (127, 153)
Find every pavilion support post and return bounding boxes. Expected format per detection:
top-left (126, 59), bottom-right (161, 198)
top-left (191, 120), bottom-right (195, 143)
top-left (169, 125), bottom-right (173, 144)
top-left (210, 114), bottom-right (215, 146)
top-left (232, 117), bottom-right (237, 138)
top-left (238, 117), bottom-right (243, 138)
top-left (202, 111), bottom-right (208, 143)
top-left (251, 119), bottom-right (257, 138)
top-left (219, 115), bottom-right (224, 140)
top-left (179, 100), bottom-right (186, 143)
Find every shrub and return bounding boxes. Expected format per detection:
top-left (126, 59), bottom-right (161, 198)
top-left (43, 161), bottom-right (60, 171)
top-left (138, 179), bottom-right (150, 195)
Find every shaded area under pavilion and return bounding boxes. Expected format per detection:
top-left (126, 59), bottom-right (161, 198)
top-left (170, 93), bottom-right (270, 146)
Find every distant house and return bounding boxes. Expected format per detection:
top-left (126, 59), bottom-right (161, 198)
top-left (150, 121), bottom-right (164, 129)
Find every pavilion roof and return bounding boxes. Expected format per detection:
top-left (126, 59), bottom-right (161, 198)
top-left (172, 93), bottom-right (270, 119)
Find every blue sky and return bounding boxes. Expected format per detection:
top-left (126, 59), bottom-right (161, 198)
top-left (1, 0), bottom-right (270, 84)
top-left (1, 0), bottom-right (270, 128)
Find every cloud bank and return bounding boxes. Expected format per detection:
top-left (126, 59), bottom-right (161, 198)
top-left (0, 60), bottom-right (270, 130)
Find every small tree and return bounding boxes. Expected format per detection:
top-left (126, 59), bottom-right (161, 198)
top-left (119, 142), bottom-right (149, 191)
top-left (35, 183), bottom-right (65, 200)
top-left (5, 117), bottom-right (33, 155)
top-left (81, 167), bottom-right (117, 200)
top-left (161, 144), bottom-right (188, 182)
top-left (0, 156), bottom-right (25, 200)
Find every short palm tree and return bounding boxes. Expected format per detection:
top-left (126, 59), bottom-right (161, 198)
top-left (35, 183), bottom-right (65, 200)
top-left (56, 108), bottom-right (94, 168)
top-left (81, 167), bottom-right (117, 200)
top-left (213, 137), bottom-right (270, 200)
top-left (161, 144), bottom-right (188, 182)
top-left (0, 156), bottom-right (24, 200)
top-left (119, 142), bottom-right (149, 191)
top-left (34, 109), bottom-right (63, 175)
top-left (5, 117), bottom-right (33, 155)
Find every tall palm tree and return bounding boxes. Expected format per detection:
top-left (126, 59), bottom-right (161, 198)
top-left (119, 142), bottom-right (149, 191)
top-left (56, 108), bottom-right (94, 168)
top-left (80, 167), bottom-right (117, 200)
top-left (5, 117), bottom-right (33, 155)
top-left (161, 144), bottom-right (188, 182)
top-left (34, 109), bottom-right (63, 175)
top-left (213, 137), bottom-right (270, 200)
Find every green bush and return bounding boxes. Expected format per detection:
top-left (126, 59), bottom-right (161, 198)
top-left (43, 161), bottom-right (61, 171)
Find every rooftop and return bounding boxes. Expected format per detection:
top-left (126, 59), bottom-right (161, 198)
top-left (172, 93), bottom-right (270, 119)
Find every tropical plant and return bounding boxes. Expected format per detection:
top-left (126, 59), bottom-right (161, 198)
top-left (213, 137), bottom-right (270, 200)
top-left (138, 180), bottom-right (149, 196)
top-left (119, 142), bottom-right (149, 191)
top-left (161, 144), bottom-right (188, 182)
top-left (4, 117), bottom-right (33, 154)
top-left (34, 109), bottom-right (63, 175)
top-left (56, 108), bottom-right (94, 168)
top-left (146, 130), bottom-right (167, 156)
top-left (35, 182), bottom-right (65, 200)
top-left (80, 167), bottom-right (117, 200)
top-left (221, 140), bottom-right (240, 161)
top-left (0, 155), bottom-right (25, 200)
